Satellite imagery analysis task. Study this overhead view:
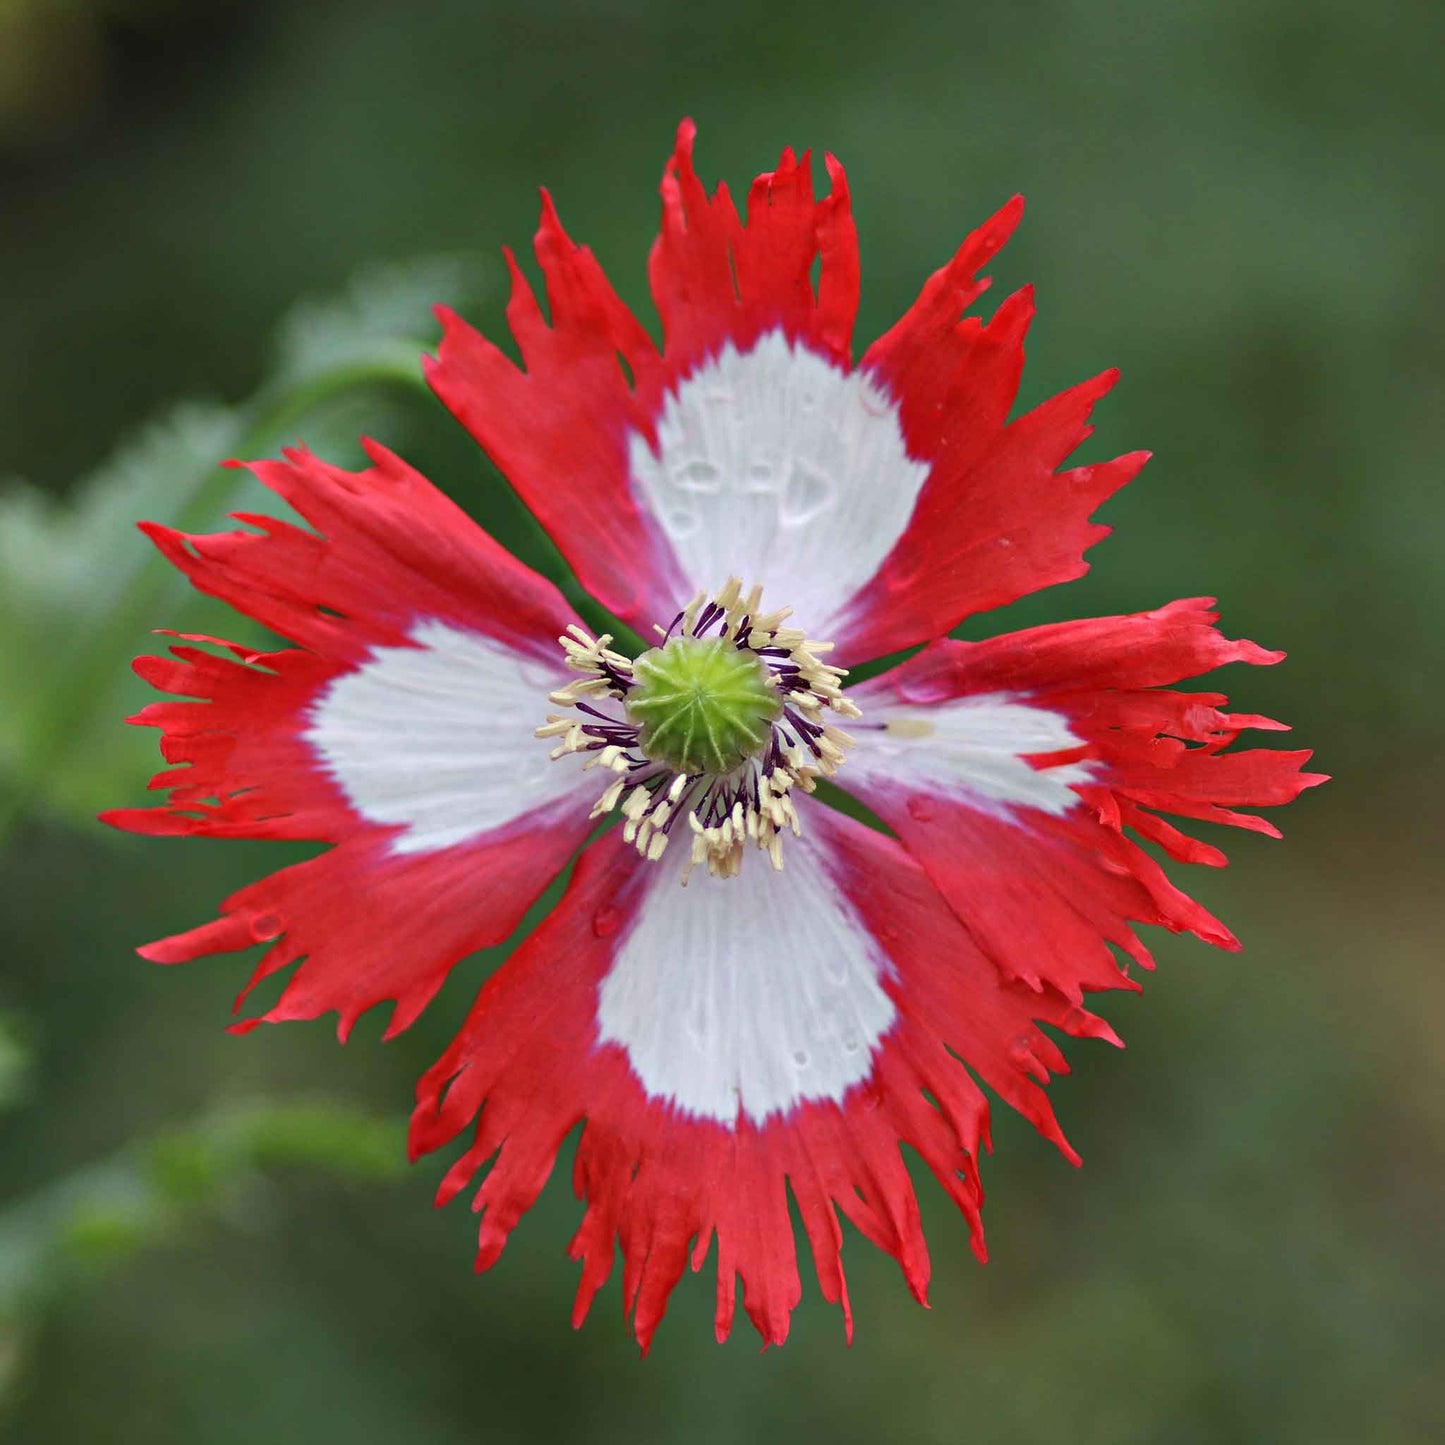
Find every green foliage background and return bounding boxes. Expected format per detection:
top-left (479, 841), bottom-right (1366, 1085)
top-left (0, 1), bottom-right (1440, 1440)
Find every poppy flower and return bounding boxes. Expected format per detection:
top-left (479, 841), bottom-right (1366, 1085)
top-left (104, 120), bottom-right (1324, 1349)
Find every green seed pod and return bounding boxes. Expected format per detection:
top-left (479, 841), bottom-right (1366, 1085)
top-left (625, 637), bottom-right (783, 776)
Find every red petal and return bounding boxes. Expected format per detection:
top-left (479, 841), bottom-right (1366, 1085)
top-left (102, 442), bottom-right (595, 1037)
top-left (141, 440), bottom-right (576, 663)
top-left (425, 231), bottom-right (682, 628)
top-left (411, 808), bottom-right (1107, 1350)
top-left (649, 120), bottom-right (859, 378)
top-left (132, 815), bottom-right (584, 1041)
top-left (827, 200), bottom-right (1146, 660)
top-left (426, 120), bottom-right (861, 636)
top-left (847, 600), bottom-right (1327, 1002)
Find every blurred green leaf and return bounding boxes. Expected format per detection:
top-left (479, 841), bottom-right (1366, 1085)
top-left (0, 402), bottom-right (244, 820)
top-left (0, 256), bottom-right (473, 841)
top-left (0, 1100), bottom-right (406, 1323)
top-left (272, 254), bottom-right (480, 389)
top-left (0, 1014), bottom-right (36, 1116)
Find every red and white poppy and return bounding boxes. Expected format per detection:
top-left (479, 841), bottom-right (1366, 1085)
top-left (105, 120), bottom-right (1324, 1349)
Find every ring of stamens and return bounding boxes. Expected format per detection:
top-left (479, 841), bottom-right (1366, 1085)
top-left (536, 578), bottom-right (861, 881)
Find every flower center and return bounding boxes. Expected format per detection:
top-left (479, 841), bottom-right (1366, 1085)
top-left (625, 637), bottom-right (782, 776)
top-left (536, 578), bottom-right (860, 880)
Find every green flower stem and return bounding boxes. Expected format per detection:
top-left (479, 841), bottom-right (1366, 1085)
top-left (176, 345), bottom-right (433, 542)
top-left (0, 347), bottom-right (431, 846)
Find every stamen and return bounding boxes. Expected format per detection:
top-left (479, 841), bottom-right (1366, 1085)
top-left (535, 578), bottom-right (861, 880)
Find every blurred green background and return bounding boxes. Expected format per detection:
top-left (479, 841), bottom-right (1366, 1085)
top-left (0, 0), bottom-right (1439, 1440)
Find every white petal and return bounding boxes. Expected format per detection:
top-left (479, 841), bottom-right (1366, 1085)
top-left (306, 619), bottom-right (584, 854)
top-left (628, 330), bottom-right (929, 633)
top-left (597, 833), bottom-right (896, 1125)
top-left (848, 694), bottom-right (1094, 817)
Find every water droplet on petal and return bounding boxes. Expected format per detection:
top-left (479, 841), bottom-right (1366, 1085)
top-left (780, 460), bottom-right (833, 526)
top-left (744, 458), bottom-right (780, 496)
top-left (592, 906), bottom-right (621, 938)
top-left (883, 557), bottom-right (923, 595)
top-left (906, 794), bottom-right (938, 823)
top-left (792, 1049), bottom-right (809, 1068)
top-left (250, 913), bottom-right (282, 942)
top-left (675, 458), bottom-right (722, 493)
top-left (1009, 1033), bottom-right (1035, 1064)
top-left (655, 495), bottom-right (700, 538)
top-left (842, 1031), bottom-right (860, 1054)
